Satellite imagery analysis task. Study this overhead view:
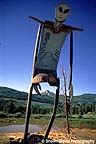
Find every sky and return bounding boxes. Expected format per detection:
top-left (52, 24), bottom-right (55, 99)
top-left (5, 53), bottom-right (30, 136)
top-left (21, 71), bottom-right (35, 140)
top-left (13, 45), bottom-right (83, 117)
top-left (0, 0), bottom-right (96, 95)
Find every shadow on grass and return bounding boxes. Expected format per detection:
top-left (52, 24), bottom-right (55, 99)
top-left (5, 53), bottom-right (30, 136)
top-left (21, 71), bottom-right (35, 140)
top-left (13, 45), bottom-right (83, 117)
top-left (8, 134), bottom-right (59, 144)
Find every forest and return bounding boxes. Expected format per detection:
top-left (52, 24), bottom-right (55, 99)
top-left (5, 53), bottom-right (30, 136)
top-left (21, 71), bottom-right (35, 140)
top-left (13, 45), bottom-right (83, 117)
top-left (0, 86), bottom-right (96, 118)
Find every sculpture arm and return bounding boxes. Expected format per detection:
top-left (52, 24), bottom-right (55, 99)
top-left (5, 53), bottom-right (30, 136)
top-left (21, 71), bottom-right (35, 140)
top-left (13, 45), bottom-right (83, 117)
top-left (68, 31), bottom-right (73, 97)
top-left (61, 24), bottom-right (83, 32)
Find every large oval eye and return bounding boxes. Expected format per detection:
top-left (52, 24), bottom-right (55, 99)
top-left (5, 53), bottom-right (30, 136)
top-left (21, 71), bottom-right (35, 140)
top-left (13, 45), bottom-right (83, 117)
top-left (59, 6), bottom-right (63, 13)
top-left (63, 9), bottom-right (70, 14)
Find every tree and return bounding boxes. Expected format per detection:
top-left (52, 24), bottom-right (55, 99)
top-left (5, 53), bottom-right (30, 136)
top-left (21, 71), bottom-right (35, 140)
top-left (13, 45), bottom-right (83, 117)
top-left (16, 105), bottom-right (26, 114)
top-left (62, 68), bottom-right (70, 134)
top-left (79, 105), bottom-right (83, 115)
top-left (75, 106), bottom-right (79, 115)
top-left (3, 100), bottom-right (16, 113)
top-left (71, 105), bottom-right (75, 115)
top-left (92, 103), bottom-right (95, 112)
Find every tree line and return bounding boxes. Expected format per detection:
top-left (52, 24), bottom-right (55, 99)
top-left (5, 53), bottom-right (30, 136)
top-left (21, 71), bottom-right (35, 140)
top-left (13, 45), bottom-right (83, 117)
top-left (0, 99), bottom-right (96, 117)
top-left (70, 103), bottom-right (96, 115)
top-left (0, 99), bottom-right (53, 116)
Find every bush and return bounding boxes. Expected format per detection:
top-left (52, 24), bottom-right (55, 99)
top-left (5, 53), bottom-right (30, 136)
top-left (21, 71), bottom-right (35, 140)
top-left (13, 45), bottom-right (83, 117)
top-left (15, 112), bottom-right (22, 118)
top-left (78, 115), bottom-right (83, 118)
top-left (3, 100), bottom-right (16, 114)
top-left (0, 112), bottom-right (8, 118)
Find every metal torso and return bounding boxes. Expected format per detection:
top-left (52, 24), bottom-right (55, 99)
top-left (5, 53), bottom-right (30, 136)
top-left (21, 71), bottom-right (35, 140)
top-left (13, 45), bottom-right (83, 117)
top-left (36, 26), bottom-right (68, 71)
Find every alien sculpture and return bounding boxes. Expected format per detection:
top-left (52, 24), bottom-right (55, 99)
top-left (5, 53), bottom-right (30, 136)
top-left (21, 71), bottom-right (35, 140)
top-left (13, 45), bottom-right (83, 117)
top-left (24, 3), bottom-right (83, 142)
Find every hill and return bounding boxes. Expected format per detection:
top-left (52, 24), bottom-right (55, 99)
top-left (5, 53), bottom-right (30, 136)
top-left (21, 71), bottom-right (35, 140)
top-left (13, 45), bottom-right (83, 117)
top-left (0, 86), bottom-right (96, 123)
top-left (0, 86), bottom-right (54, 104)
top-left (72, 93), bottom-right (96, 105)
top-left (0, 86), bottom-right (96, 106)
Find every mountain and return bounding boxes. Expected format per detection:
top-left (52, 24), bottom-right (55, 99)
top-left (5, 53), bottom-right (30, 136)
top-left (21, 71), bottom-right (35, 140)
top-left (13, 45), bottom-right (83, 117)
top-left (0, 86), bottom-right (96, 106)
top-left (0, 86), bottom-right (54, 104)
top-left (71, 93), bottom-right (96, 106)
top-left (0, 86), bottom-right (27, 100)
top-left (42, 90), bottom-right (55, 96)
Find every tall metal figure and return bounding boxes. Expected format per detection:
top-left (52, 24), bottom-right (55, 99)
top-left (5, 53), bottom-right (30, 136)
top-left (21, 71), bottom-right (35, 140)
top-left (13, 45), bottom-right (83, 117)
top-left (24, 3), bottom-right (83, 142)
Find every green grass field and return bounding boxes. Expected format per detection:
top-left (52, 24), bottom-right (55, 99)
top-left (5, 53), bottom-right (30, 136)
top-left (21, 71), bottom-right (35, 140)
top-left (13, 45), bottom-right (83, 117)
top-left (0, 114), bottom-right (96, 129)
top-left (0, 114), bottom-right (96, 144)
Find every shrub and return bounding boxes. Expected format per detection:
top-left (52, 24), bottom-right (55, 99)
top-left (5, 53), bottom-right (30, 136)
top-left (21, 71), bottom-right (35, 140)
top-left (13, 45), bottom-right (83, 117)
top-left (0, 112), bottom-right (8, 118)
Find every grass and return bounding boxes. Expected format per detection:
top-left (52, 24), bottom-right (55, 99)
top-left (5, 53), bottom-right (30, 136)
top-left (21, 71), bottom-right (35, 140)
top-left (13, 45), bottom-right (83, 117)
top-left (0, 136), bottom-right (9, 144)
top-left (0, 114), bottom-right (96, 129)
top-left (69, 115), bottom-right (96, 129)
top-left (0, 114), bottom-right (96, 144)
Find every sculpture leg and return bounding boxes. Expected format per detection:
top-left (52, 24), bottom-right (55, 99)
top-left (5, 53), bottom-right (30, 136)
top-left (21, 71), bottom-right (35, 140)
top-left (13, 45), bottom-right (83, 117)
top-left (24, 83), bottom-right (33, 142)
top-left (44, 78), bottom-right (60, 140)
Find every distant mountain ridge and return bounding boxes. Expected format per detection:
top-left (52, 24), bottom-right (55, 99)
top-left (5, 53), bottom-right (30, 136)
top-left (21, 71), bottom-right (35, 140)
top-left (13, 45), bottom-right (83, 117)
top-left (41, 90), bottom-right (55, 96)
top-left (0, 86), bottom-right (55, 104)
top-left (0, 86), bottom-right (96, 105)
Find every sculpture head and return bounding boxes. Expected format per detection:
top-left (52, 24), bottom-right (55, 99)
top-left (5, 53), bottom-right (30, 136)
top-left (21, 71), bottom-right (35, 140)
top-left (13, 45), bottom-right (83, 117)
top-left (55, 3), bottom-right (70, 23)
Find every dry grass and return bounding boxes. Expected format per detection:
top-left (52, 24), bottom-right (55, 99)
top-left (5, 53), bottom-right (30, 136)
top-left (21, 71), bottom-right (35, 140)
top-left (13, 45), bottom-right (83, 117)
top-left (0, 128), bottom-right (96, 144)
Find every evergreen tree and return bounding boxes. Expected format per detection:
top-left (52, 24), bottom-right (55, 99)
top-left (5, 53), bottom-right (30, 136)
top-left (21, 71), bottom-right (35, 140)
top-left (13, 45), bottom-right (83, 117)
top-left (79, 105), bottom-right (83, 115)
top-left (3, 100), bottom-right (16, 113)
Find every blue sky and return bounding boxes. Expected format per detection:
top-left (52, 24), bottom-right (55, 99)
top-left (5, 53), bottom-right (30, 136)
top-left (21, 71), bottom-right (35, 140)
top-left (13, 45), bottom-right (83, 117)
top-left (0, 0), bottom-right (96, 95)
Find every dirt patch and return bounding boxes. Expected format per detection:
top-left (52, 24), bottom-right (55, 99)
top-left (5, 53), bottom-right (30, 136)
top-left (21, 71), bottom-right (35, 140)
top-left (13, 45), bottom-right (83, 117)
top-left (0, 128), bottom-right (96, 143)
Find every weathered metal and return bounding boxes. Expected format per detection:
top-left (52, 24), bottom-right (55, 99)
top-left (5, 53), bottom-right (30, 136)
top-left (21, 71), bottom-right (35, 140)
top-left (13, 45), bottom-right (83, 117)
top-left (32, 74), bottom-right (58, 86)
top-left (24, 24), bottom-right (42, 142)
top-left (68, 31), bottom-right (73, 90)
top-left (24, 84), bottom-right (33, 142)
top-left (29, 16), bottom-right (83, 32)
top-left (32, 23), bottom-right (42, 77)
top-left (44, 78), bottom-right (60, 140)
top-left (24, 3), bottom-right (83, 143)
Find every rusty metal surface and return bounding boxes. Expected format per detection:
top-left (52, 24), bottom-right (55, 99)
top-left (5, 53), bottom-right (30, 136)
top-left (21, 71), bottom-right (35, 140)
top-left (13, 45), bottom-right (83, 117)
top-left (29, 16), bottom-right (83, 32)
top-left (32, 73), bottom-right (58, 86)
